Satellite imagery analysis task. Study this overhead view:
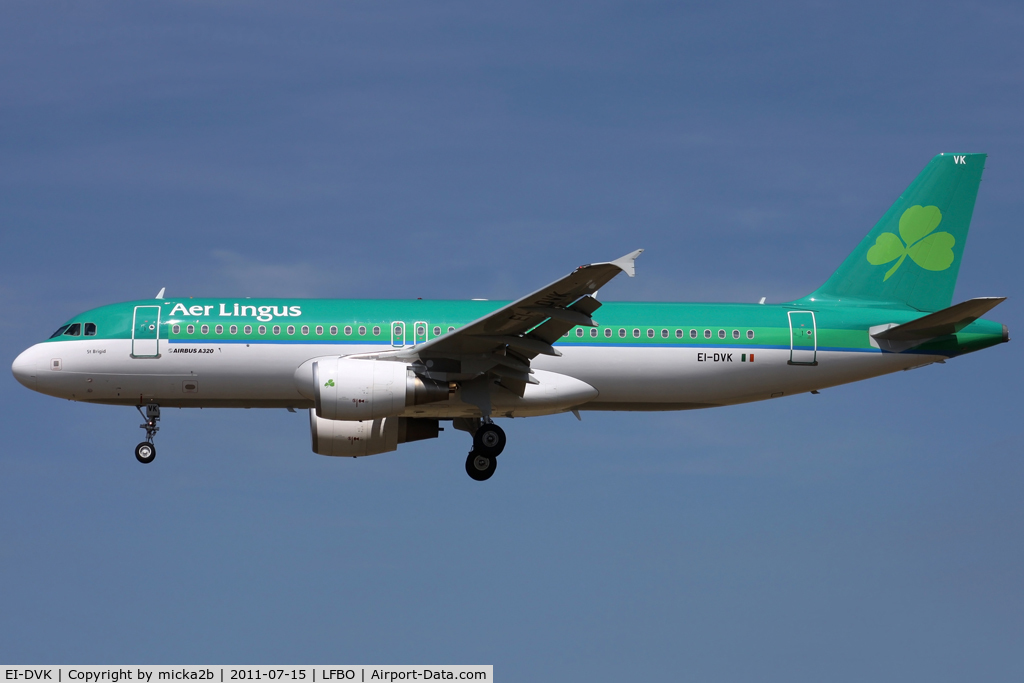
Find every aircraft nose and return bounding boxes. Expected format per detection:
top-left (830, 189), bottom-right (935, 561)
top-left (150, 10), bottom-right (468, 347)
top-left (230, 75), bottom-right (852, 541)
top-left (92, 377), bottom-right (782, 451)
top-left (12, 346), bottom-right (40, 390)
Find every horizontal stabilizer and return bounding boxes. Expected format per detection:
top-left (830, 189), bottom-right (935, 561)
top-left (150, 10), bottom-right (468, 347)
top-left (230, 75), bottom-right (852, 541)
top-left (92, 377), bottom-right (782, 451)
top-left (873, 297), bottom-right (1005, 342)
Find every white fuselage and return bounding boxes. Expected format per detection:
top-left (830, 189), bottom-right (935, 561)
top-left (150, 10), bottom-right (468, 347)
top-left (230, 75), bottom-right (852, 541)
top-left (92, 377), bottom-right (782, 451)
top-left (12, 337), bottom-right (940, 417)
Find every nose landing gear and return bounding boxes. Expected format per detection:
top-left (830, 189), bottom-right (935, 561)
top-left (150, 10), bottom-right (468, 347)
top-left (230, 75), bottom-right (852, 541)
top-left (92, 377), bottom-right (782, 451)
top-left (135, 403), bottom-right (160, 464)
top-left (135, 441), bottom-right (156, 464)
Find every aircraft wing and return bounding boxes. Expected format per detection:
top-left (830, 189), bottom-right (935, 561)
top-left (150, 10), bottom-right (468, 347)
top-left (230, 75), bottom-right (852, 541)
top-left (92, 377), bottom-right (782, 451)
top-left (414, 249), bottom-right (642, 358)
top-left (357, 249), bottom-right (642, 390)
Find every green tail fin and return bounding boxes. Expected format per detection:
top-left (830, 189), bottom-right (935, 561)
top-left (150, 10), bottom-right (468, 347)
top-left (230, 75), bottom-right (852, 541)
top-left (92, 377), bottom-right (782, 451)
top-left (803, 153), bottom-right (986, 312)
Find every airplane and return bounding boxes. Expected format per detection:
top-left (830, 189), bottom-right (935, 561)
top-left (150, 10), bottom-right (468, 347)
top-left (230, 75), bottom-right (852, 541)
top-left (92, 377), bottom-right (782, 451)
top-left (11, 153), bottom-right (1009, 481)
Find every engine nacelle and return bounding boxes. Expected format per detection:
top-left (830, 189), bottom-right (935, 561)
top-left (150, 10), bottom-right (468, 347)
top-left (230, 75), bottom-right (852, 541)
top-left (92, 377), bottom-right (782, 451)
top-left (296, 357), bottom-right (450, 421)
top-left (309, 412), bottom-right (440, 457)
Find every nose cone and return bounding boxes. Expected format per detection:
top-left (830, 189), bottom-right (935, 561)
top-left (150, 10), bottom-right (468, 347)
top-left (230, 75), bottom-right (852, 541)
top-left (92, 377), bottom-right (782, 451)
top-left (12, 346), bottom-right (40, 390)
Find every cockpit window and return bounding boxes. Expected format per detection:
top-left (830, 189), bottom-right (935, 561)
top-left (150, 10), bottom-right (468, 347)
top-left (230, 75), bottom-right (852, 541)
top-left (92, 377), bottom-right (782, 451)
top-left (84, 323), bottom-right (97, 336)
top-left (49, 325), bottom-right (70, 339)
top-left (64, 323), bottom-right (81, 337)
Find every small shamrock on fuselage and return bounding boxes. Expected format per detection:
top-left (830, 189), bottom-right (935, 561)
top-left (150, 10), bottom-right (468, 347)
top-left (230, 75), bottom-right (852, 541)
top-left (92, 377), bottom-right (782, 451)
top-left (324, 379), bottom-right (335, 387)
top-left (866, 205), bottom-right (956, 281)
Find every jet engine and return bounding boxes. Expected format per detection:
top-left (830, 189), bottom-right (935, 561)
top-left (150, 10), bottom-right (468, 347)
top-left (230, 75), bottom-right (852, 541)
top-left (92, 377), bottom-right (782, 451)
top-left (309, 412), bottom-right (440, 457)
top-left (296, 357), bottom-right (451, 421)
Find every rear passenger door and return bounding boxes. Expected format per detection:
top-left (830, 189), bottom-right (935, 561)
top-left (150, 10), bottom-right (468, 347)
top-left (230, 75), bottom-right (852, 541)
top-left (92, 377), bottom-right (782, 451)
top-left (787, 310), bottom-right (817, 365)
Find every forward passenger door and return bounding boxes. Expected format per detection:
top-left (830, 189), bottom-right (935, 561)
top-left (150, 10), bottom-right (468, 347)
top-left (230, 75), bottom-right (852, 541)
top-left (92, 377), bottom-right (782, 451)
top-left (132, 305), bottom-right (161, 358)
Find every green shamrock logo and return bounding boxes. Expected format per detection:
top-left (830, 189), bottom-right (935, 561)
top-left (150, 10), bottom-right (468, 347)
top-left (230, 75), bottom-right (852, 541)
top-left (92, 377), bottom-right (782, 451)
top-left (866, 205), bottom-right (955, 281)
top-left (324, 379), bottom-right (335, 387)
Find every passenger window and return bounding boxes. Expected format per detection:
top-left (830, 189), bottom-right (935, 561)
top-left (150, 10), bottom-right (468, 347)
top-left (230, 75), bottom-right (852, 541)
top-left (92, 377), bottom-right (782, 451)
top-left (690, 329), bottom-right (697, 339)
top-left (433, 326), bottom-right (441, 336)
top-left (187, 325), bottom-right (195, 334)
top-left (372, 326), bottom-right (380, 336)
top-left (329, 326), bottom-right (337, 335)
top-left (342, 326), bottom-right (350, 335)
top-left (313, 326), bottom-right (320, 335)
top-left (576, 328), bottom-right (584, 337)
top-left (172, 324), bottom-right (180, 334)
top-left (647, 329), bottom-right (655, 338)
top-left (675, 329), bottom-right (683, 339)
top-left (590, 328), bottom-right (597, 337)
top-left (633, 329), bottom-right (640, 338)
top-left (704, 329), bottom-right (711, 339)
top-left (448, 326), bottom-right (455, 333)
top-left (287, 325), bottom-right (295, 335)
top-left (49, 325), bottom-right (70, 339)
top-left (394, 325), bottom-right (403, 337)
top-left (417, 326), bottom-right (425, 336)
top-left (732, 330), bottom-right (740, 339)
top-left (230, 325), bottom-right (238, 334)
top-left (358, 326), bottom-right (366, 335)
top-left (202, 324), bottom-right (210, 334)
top-left (273, 325), bottom-right (281, 335)
top-left (604, 328), bottom-right (612, 338)
top-left (65, 323), bottom-right (81, 336)
top-left (619, 329), bottom-right (626, 338)
top-left (747, 330), bottom-right (754, 339)
top-left (215, 325), bottom-right (223, 334)
top-left (244, 325), bottom-right (252, 334)
top-left (718, 329), bottom-right (726, 339)
top-left (258, 325), bottom-right (267, 335)
top-left (84, 323), bottom-right (97, 336)
top-left (661, 329), bottom-right (669, 338)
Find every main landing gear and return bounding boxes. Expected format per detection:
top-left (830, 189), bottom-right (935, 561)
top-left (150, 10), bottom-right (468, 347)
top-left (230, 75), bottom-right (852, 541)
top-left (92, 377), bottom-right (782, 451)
top-left (464, 421), bottom-right (506, 482)
top-left (135, 403), bottom-right (160, 464)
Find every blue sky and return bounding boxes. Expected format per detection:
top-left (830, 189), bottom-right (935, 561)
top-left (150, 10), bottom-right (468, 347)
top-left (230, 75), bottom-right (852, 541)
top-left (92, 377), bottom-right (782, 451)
top-left (2, 2), bottom-right (1022, 679)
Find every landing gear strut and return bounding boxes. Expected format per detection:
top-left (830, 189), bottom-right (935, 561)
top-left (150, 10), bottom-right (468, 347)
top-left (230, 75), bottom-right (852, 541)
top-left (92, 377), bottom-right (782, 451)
top-left (464, 421), bottom-right (506, 481)
top-left (135, 403), bottom-right (160, 464)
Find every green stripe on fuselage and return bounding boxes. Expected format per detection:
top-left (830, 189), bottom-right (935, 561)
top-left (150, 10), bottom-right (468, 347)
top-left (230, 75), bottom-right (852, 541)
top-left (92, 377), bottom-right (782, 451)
top-left (44, 298), bottom-right (1006, 357)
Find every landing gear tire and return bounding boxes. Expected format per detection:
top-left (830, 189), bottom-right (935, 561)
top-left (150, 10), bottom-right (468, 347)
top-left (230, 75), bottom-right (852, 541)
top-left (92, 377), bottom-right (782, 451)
top-left (473, 423), bottom-right (506, 457)
top-left (135, 442), bottom-right (156, 464)
top-left (466, 450), bottom-right (497, 481)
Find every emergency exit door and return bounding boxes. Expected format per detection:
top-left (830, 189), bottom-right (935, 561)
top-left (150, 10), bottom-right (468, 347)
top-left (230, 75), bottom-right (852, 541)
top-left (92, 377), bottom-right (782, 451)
top-left (414, 321), bottom-right (428, 345)
top-left (391, 321), bottom-right (406, 347)
top-left (132, 305), bottom-right (161, 358)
